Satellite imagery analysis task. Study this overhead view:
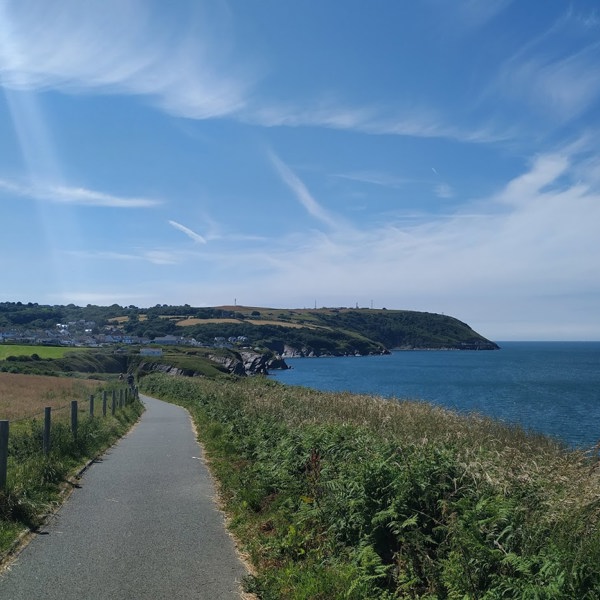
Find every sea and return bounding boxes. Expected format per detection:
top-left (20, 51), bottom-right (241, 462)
top-left (271, 342), bottom-right (600, 449)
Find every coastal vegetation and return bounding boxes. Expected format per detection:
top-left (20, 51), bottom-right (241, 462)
top-left (141, 373), bottom-right (600, 599)
top-left (0, 349), bottom-right (132, 378)
top-left (0, 345), bottom-right (281, 379)
top-left (0, 302), bottom-right (498, 356)
top-left (0, 375), bottom-right (143, 559)
top-left (178, 306), bottom-right (498, 354)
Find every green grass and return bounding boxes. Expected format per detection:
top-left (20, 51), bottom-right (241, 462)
top-left (141, 374), bottom-right (600, 600)
top-left (0, 388), bottom-right (143, 560)
top-left (160, 353), bottom-right (229, 377)
top-left (135, 346), bottom-right (242, 378)
top-left (0, 344), bottom-right (84, 360)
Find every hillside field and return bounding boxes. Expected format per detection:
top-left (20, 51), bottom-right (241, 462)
top-left (176, 317), bottom-right (310, 328)
top-left (0, 372), bottom-right (102, 421)
top-left (0, 345), bottom-right (84, 360)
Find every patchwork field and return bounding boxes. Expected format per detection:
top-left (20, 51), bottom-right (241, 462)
top-left (109, 315), bottom-right (148, 323)
top-left (176, 317), bottom-right (310, 328)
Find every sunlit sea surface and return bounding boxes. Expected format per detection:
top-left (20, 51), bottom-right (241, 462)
top-left (271, 342), bottom-right (600, 449)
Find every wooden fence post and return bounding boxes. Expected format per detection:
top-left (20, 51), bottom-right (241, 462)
top-left (0, 421), bottom-right (9, 491)
top-left (43, 407), bottom-right (51, 455)
top-left (71, 400), bottom-right (78, 439)
top-left (102, 391), bottom-right (107, 417)
top-left (111, 391), bottom-right (116, 415)
top-left (89, 394), bottom-right (95, 417)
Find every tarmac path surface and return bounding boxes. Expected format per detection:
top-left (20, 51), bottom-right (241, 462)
top-left (0, 394), bottom-right (249, 599)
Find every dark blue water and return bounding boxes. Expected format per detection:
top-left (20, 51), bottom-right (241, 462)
top-left (271, 342), bottom-right (600, 449)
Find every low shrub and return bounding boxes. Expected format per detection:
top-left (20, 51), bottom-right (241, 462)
top-left (141, 374), bottom-right (600, 599)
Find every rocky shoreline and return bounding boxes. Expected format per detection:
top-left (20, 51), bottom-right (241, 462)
top-left (280, 344), bottom-right (390, 358)
top-left (138, 339), bottom-right (498, 379)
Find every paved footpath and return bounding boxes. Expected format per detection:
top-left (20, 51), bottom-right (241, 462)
top-left (0, 395), bottom-right (249, 599)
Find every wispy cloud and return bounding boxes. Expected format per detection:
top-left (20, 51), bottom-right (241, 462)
top-left (434, 183), bottom-right (455, 199)
top-left (269, 151), bottom-right (341, 229)
top-left (66, 250), bottom-right (141, 262)
top-left (498, 51), bottom-right (600, 120)
top-left (66, 249), bottom-right (180, 265)
top-left (0, 1), bottom-right (512, 147)
top-left (195, 147), bottom-right (599, 337)
top-left (452, 0), bottom-right (515, 28)
top-left (334, 170), bottom-right (455, 199)
top-left (168, 220), bottom-right (207, 244)
top-left (486, 9), bottom-right (600, 123)
top-left (143, 250), bottom-right (181, 265)
top-left (333, 171), bottom-right (421, 189)
top-left (0, 0), bottom-right (255, 119)
top-left (247, 103), bottom-right (378, 130)
top-left (246, 102), bottom-right (508, 144)
top-left (47, 185), bottom-right (160, 207)
top-left (576, 11), bottom-right (600, 30)
top-left (0, 178), bottom-right (160, 207)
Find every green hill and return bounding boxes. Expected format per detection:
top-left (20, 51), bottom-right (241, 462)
top-left (0, 302), bottom-right (498, 357)
top-left (179, 306), bottom-right (499, 356)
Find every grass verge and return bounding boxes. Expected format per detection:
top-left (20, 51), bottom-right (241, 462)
top-left (0, 390), bottom-right (144, 561)
top-left (141, 373), bottom-right (600, 599)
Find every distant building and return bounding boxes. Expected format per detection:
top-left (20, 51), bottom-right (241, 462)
top-left (152, 335), bottom-right (182, 345)
top-left (140, 348), bottom-right (163, 357)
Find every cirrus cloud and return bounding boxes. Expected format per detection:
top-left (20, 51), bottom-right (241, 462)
top-left (0, 0), bottom-right (255, 119)
top-left (0, 177), bottom-right (161, 207)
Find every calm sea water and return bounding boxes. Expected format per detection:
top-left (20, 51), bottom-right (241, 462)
top-left (271, 342), bottom-right (600, 449)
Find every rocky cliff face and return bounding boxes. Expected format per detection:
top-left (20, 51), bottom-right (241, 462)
top-left (279, 344), bottom-right (390, 358)
top-left (208, 350), bottom-right (289, 376)
top-left (138, 362), bottom-right (192, 377)
top-left (138, 349), bottom-right (288, 379)
top-left (206, 353), bottom-right (247, 376)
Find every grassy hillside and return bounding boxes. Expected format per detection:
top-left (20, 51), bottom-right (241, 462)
top-left (0, 346), bottom-right (282, 380)
top-left (141, 374), bottom-right (600, 599)
top-left (0, 348), bottom-right (130, 377)
top-left (133, 347), bottom-right (248, 378)
top-left (178, 306), bottom-right (498, 355)
top-left (1, 302), bottom-right (497, 355)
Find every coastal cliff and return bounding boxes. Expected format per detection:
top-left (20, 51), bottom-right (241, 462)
top-left (181, 306), bottom-right (499, 357)
top-left (136, 348), bottom-right (288, 378)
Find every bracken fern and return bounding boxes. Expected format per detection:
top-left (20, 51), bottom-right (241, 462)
top-left (141, 373), bottom-right (600, 599)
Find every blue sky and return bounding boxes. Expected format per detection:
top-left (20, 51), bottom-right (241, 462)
top-left (1, 0), bottom-right (600, 341)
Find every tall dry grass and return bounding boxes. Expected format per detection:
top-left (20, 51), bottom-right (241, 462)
top-left (239, 378), bottom-right (600, 511)
top-left (0, 373), bottom-right (102, 421)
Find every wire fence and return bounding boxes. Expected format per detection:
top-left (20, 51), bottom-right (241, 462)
top-left (0, 385), bottom-right (139, 490)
